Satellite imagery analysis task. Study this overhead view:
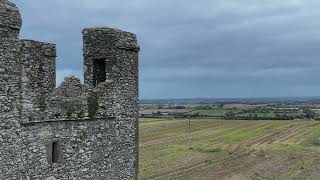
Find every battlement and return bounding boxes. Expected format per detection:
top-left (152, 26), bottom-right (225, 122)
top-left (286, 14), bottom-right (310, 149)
top-left (83, 27), bottom-right (140, 52)
top-left (20, 39), bottom-right (56, 57)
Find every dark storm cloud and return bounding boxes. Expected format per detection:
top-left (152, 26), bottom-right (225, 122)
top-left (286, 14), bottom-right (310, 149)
top-left (12, 0), bottom-right (320, 99)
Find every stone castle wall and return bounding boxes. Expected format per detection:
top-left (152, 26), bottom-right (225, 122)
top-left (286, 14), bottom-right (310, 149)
top-left (0, 0), bottom-right (139, 179)
top-left (83, 28), bottom-right (140, 178)
top-left (19, 40), bottom-right (57, 123)
top-left (0, 1), bottom-right (24, 178)
top-left (0, 0), bottom-right (21, 38)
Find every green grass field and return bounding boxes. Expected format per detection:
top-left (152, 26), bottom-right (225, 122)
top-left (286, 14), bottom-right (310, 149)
top-left (189, 109), bottom-right (230, 117)
top-left (139, 118), bottom-right (320, 180)
top-left (188, 108), bottom-right (278, 118)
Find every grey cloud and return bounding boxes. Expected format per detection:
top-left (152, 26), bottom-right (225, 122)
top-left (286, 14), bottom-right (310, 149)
top-left (11, 0), bottom-right (320, 98)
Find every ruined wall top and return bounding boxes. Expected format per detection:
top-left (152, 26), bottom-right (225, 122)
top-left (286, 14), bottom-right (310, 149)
top-left (55, 76), bottom-right (87, 97)
top-left (83, 27), bottom-right (140, 55)
top-left (0, 0), bottom-right (22, 38)
top-left (20, 39), bottom-right (56, 57)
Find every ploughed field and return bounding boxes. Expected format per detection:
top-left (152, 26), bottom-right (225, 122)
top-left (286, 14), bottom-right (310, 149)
top-left (139, 118), bottom-right (320, 180)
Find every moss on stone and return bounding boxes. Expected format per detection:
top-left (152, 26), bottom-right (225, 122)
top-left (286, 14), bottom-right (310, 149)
top-left (37, 95), bottom-right (47, 112)
top-left (87, 92), bottom-right (99, 119)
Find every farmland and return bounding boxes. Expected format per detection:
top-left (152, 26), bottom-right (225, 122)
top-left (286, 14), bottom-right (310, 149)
top-left (139, 118), bottom-right (320, 180)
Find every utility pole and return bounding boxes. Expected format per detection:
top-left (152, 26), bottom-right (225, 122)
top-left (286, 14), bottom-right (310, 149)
top-left (188, 116), bottom-right (192, 150)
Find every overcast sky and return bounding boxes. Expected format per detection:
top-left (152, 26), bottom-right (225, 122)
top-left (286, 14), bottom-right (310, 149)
top-left (12, 0), bottom-right (320, 99)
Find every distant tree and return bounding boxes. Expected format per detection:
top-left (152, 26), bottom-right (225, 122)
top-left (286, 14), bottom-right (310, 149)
top-left (204, 105), bottom-right (211, 110)
top-left (225, 111), bottom-right (235, 119)
top-left (218, 103), bottom-right (224, 108)
top-left (175, 106), bottom-right (186, 109)
top-left (304, 108), bottom-right (315, 119)
top-left (191, 112), bottom-right (200, 118)
top-left (152, 111), bottom-right (161, 117)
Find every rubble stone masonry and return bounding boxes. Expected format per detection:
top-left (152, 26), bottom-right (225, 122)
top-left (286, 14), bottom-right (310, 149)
top-left (0, 0), bottom-right (139, 179)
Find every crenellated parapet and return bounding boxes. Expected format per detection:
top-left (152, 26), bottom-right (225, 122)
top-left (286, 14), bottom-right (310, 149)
top-left (83, 28), bottom-right (140, 87)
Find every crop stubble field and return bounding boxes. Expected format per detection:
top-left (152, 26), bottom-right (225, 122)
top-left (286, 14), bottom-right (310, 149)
top-left (139, 118), bottom-right (320, 180)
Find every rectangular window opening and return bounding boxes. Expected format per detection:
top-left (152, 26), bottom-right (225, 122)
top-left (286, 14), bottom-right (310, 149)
top-left (48, 141), bottom-right (61, 164)
top-left (52, 142), bottom-right (59, 163)
top-left (93, 59), bottom-right (106, 87)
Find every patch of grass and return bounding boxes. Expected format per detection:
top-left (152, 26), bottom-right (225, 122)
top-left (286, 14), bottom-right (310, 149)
top-left (139, 144), bottom-right (224, 178)
top-left (217, 123), bottom-right (278, 142)
top-left (269, 143), bottom-right (312, 151)
top-left (308, 125), bottom-right (320, 136)
top-left (299, 123), bottom-right (320, 144)
top-left (189, 109), bottom-right (231, 117)
top-left (139, 119), bottom-right (173, 128)
top-left (285, 158), bottom-right (315, 179)
top-left (193, 147), bottom-right (223, 154)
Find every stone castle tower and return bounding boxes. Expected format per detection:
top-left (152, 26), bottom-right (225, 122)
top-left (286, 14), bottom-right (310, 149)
top-left (0, 0), bottom-right (139, 179)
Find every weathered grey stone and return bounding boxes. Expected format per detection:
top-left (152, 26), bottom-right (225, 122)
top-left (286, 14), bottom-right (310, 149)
top-left (0, 1), bottom-right (139, 179)
top-left (0, 0), bottom-right (21, 38)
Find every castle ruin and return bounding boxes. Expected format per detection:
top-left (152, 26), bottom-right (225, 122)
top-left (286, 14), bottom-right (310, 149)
top-left (0, 0), bottom-right (139, 179)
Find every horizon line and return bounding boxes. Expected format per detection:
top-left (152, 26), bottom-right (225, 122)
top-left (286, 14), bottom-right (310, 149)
top-left (139, 96), bottom-right (320, 101)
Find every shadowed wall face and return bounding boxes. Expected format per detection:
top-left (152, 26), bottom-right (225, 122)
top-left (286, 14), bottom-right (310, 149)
top-left (93, 58), bottom-right (106, 87)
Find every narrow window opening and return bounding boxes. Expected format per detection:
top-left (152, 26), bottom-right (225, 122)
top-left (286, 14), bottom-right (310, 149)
top-left (52, 142), bottom-right (57, 163)
top-left (52, 142), bottom-right (59, 163)
top-left (93, 59), bottom-right (106, 87)
top-left (48, 141), bottom-right (61, 164)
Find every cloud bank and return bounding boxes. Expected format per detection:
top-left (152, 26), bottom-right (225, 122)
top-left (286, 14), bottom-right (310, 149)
top-left (12, 0), bottom-right (320, 99)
